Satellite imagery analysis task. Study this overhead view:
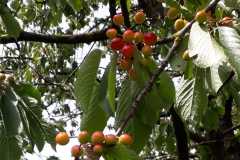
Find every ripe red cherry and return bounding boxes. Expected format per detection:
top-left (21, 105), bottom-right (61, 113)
top-left (134, 11), bottom-right (145, 24)
top-left (134, 32), bottom-right (144, 43)
top-left (91, 131), bottom-right (105, 144)
top-left (123, 29), bottom-right (135, 42)
top-left (113, 14), bottom-right (124, 25)
top-left (121, 44), bottom-right (135, 58)
top-left (55, 132), bottom-right (69, 145)
top-left (111, 37), bottom-right (124, 50)
top-left (106, 28), bottom-right (117, 39)
top-left (105, 134), bottom-right (118, 145)
top-left (78, 131), bottom-right (89, 144)
top-left (119, 133), bottom-right (133, 145)
top-left (144, 32), bottom-right (157, 45)
top-left (71, 145), bottom-right (82, 157)
top-left (93, 144), bottom-right (104, 154)
top-left (142, 45), bottom-right (152, 56)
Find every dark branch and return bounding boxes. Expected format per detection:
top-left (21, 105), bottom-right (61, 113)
top-left (221, 97), bottom-right (234, 136)
top-left (223, 124), bottom-right (240, 136)
top-left (189, 130), bottom-right (206, 143)
top-left (120, 0), bottom-right (131, 28)
top-left (109, 0), bottom-right (117, 19)
top-left (0, 30), bottom-right (107, 44)
top-left (170, 107), bottom-right (189, 160)
top-left (217, 71), bottom-right (235, 95)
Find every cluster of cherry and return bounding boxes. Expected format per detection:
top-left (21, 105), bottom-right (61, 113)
top-left (106, 11), bottom-right (158, 79)
top-left (55, 131), bottom-right (133, 158)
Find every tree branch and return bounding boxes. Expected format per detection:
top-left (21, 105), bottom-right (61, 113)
top-left (0, 30), bottom-right (107, 44)
top-left (116, 37), bottom-right (182, 135)
top-left (120, 0), bottom-right (131, 28)
top-left (116, 20), bottom-right (195, 135)
top-left (170, 107), bottom-right (189, 160)
top-left (109, 0), bottom-right (117, 19)
top-left (116, 0), bottom-right (221, 139)
top-left (223, 124), bottom-right (240, 136)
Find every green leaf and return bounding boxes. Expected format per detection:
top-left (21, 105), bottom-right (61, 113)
top-left (74, 49), bottom-right (107, 133)
top-left (0, 89), bottom-right (21, 136)
top-left (14, 84), bottom-right (41, 101)
top-left (0, 135), bottom-right (22, 160)
top-left (74, 49), bottom-right (102, 112)
top-left (206, 63), bottom-right (233, 94)
top-left (103, 144), bottom-right (140, 160)
top-left (99, 55), bottom-right (117, 115)
top-left (107, 55), bottom-right (117, 113)
top-left (218, 27), bottom-right (240, 79)
top-left (115, 79), bottom-right (151, 152)
top-left (80, 83), bottom-right (108, 133)
top-left (27, 110), bottom-right (45, 151)
top-left (175, 68), bottom-right (208, 122)
top-left (66, 0), bottom-right (82, 12)
top-left (42, 122), bottom-right (57, 151)
top-left (156, 72), bottom-right (176, 106)
top-left (126, 118), bottom-right (152, 153)
top-left (202, 105), bottom-right (220, 131)
top-left (115, 79), bottom-right (139, 127)
top-left (224, 0), bottom-right (240, 8)
top-left (0, 7), bottom-right (21, 38)
top-left (188, 23), bottom-right (226, 68)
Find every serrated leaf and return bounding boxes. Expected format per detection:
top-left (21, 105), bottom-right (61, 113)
top-left (188, 23), bottom-right (226, 68)
top-left (202, 106), bottom-right (220, 131)
top-left (103, 144), bottom-right (140, 160)
top-left (0, 89), bottom-right (21, 136)
top-left (206, 63), bottom-right (233, 94)
top-left (115, 79), bottom-right (139, 127)
top-left (0, 135), bottom-right (22, 160)
top-left (0, 7), bottom-right (21, 38)
top-left (74, 49), bottom-right (102, 111)
top-left (99, 55), bottom-right (117, 115)
top-left (80, 84), bottom-right (108, 133)
top-left (218, 27), bottom-right (240, 79)
top-left (14, 84), bottom-right (41, 102)
top-left (175, 68), bottom-right (208, 121)
top-left (126, 117), bottom-right (152, 153)
top-left (224, 0), bottom-right (240, 8)
top-left (115, 79), bottom-right (152, 152)
top-left (107, 55), bottom-right (117, 113)
top-left (156, 72), bottom-right (176, 106)
top-left (66, 0), bottom-right (82, 12)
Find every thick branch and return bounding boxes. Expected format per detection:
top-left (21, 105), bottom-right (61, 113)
top-left (221, 97), bottom-right (234, 135)
top-left (109, 0), bottom-right (117, 18)
top-left (0, 30), bottom-right (107, 44)
top-left (120, 0), bottom-right (131, 28)
top-left (170, 107), bottom-right (189, 160)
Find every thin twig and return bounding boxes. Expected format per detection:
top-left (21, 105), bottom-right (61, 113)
top-left (223, 124), bottom-right (240, 136)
